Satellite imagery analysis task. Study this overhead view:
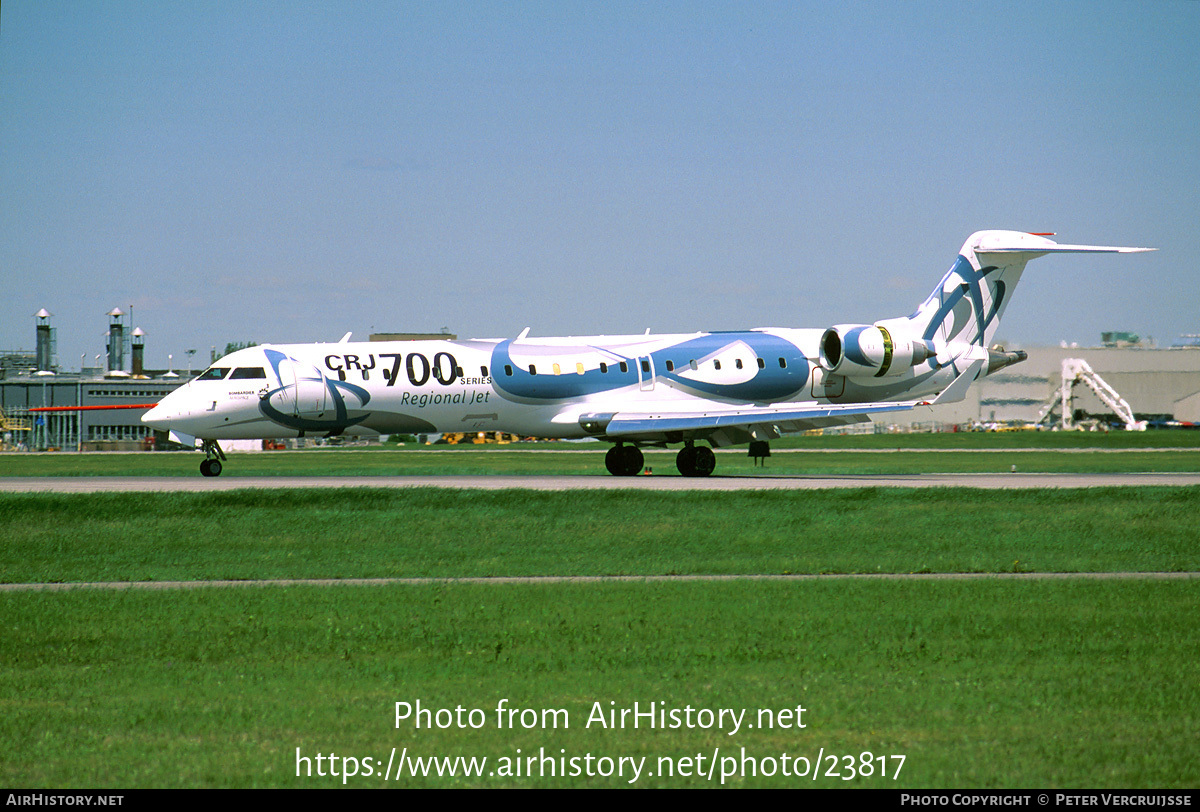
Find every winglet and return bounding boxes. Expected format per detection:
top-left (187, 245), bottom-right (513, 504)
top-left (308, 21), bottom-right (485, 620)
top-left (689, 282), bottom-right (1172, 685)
top-left (339, 331), bottom-right (353, 343)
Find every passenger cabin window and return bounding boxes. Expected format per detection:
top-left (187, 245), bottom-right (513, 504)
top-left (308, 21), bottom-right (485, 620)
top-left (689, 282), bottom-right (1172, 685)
top-left (229, 367), bottom-right (266, 379)
top-left (553, 363), bottom-right (562, 375)
top-left (619, 361), bottom-right (629, 373)
top-left (197, 367), bottom-right (230, 381)
top-left (600, 362), bottom-right (608, 373)
top-left (640, 359), bottom-right (651, 373)
top-left (481, 366), bottom-right (489, 377)
top-left (504, 365), bottom-right (513, 376)
top-left (576, 363), bottom-right (585, 375)
top-left (756, 358), bottom-right (766, 369)
top-left (736, 359), bottom-right (744, 369)
top-left (778, 357), bottom-right (787, 369)
top-left (665, 360), bottom-right (675, 372)
top-left (529, 364), bottom-right (537, 376)
top-left (714, 360), bottom-right (722, 370)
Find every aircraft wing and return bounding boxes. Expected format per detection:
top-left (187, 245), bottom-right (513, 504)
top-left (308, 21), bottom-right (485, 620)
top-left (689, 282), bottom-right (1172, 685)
top-left (581, 359), bottom-right (983, 439)
top-left (597, 401), bottom-right (910, 437)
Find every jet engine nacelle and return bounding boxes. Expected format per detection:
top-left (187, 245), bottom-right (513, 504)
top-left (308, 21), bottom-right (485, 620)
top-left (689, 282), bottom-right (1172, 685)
top-left (818, 324), bottom-right (935, 378)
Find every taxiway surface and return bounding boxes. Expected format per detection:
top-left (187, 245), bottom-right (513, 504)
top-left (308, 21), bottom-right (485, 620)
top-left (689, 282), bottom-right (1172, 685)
top-left (3, 472), bottom-right (1200, 492)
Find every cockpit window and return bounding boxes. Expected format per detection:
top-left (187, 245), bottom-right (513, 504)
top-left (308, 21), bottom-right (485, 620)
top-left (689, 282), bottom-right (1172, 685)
top-left (229, 367), bottom-right (267, 379)
top-left (197, 367), bottom-right (230, 381)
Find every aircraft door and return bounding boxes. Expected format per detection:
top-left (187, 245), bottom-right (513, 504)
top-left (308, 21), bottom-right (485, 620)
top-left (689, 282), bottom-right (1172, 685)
top-left (293, 364), bottom-right (329, 419)
top-left (269, 356), bottom-right (329, 419)
top-left (636, 355), bottom-right (656, 391)
top-left (811, 367), bottom-right (845, 399)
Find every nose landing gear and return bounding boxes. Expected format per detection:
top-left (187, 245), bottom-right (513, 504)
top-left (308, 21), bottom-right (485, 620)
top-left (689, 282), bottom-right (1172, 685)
top-left (199, 439), bottom-right (226, 477)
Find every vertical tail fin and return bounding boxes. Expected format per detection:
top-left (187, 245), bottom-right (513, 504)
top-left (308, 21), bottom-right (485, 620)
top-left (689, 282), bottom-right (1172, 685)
top-left (895, 231), bottom-right (1153, 355)
top-left (820, 231), bottom-right (1151, 381)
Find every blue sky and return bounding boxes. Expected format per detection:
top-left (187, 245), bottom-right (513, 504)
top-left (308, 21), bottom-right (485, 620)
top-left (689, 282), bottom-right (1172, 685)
top-left (2, 1), bottom-right (1197, 370)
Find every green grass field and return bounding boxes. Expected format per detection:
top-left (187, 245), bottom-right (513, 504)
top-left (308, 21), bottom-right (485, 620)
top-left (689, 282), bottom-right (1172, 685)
top-left (2, 579), bottom-right (1196, 787)
top-left (2, 442), bottom-right (1198, 788)
top-left (771, 429), bottom-right (1200, 449)
top-left (2, 488), bottom-right (1199, 583)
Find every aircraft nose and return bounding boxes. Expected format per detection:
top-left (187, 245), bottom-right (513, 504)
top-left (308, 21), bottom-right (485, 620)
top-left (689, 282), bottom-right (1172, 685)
top-left (141, 403), bottom-right (172, 430)
top-left (142, 388), bottom-right (190, 430)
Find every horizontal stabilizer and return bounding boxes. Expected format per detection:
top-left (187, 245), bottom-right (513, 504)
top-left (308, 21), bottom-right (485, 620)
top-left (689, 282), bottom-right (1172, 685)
top-left (969, 232), bottom-right (1155, 256)
top-left (980, 244), bottom-right (1155, 254)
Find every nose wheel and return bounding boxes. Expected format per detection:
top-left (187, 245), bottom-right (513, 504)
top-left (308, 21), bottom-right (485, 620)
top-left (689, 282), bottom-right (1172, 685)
top-left (199, 439), bottom-right (226, 477)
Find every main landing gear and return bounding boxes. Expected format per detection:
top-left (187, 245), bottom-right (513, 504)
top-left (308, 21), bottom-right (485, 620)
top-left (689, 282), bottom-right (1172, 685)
top-left (604, 441), bottom-right (718, 477)
top-left (199, 439), bottom-right (226, 477)
top-left (675, 441), bottom-right (716, 477)
top-left (605, 444), bottom-right (645, 476)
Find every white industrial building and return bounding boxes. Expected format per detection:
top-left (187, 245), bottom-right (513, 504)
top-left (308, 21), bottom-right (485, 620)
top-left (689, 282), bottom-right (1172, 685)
top-left (897, 344), bottom-right (1200, 429)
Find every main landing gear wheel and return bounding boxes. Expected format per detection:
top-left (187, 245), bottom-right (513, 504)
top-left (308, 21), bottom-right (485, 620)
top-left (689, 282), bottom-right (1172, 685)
top-left (200, 459), bottom-right (223, 477)
top-left (605, 444), bottom-right (645, 476)
top-left (676, 444), bottom-right (716, 477)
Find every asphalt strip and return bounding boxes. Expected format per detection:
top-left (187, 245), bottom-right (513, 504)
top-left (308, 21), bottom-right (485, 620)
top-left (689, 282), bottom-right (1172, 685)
top-left (2, 571), bottom-right (1197, 592)
top-left (5, 472), bottom-right (1200, 491)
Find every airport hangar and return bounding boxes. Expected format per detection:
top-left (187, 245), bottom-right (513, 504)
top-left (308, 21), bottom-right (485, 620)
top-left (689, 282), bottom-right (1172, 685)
top-left (916, 338), bottom-right (1200, 430)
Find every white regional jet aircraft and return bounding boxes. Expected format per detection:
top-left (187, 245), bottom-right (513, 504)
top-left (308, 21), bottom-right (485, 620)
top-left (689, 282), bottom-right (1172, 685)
top-left (143, 231), bottom-right (1152, 477)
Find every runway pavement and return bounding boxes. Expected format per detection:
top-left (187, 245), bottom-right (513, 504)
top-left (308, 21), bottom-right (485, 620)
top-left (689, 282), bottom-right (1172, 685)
top-left (3, 472), bottom-right (1200, 492)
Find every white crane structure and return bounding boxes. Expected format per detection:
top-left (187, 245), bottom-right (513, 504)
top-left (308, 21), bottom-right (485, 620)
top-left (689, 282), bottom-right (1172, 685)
top-left (1037, 358), bottom-right (1147, 431)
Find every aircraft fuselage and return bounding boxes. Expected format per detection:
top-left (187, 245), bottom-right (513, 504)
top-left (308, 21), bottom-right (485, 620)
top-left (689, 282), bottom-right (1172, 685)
top-left (145, 326), bottom-right (946, 445)
top-left (141, 231), bottom-right (1154, 476)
